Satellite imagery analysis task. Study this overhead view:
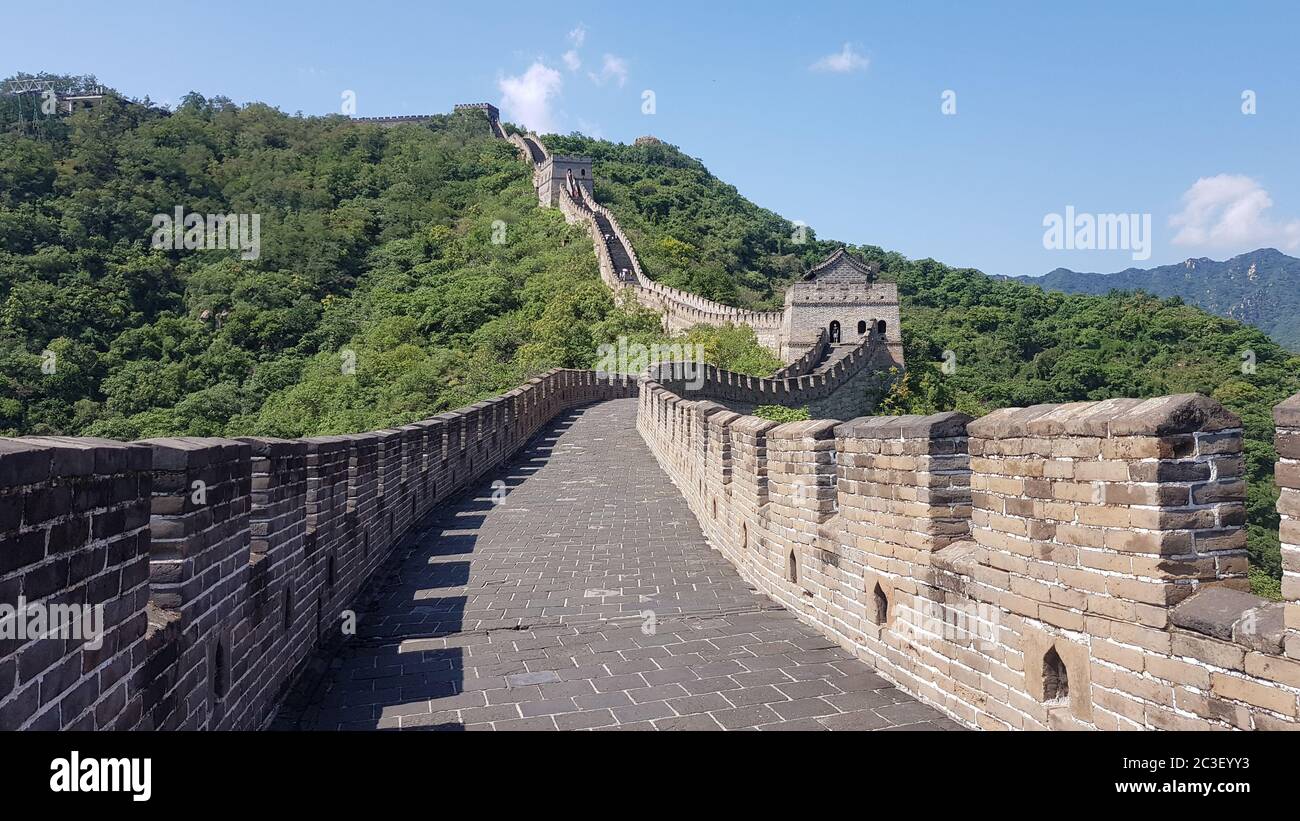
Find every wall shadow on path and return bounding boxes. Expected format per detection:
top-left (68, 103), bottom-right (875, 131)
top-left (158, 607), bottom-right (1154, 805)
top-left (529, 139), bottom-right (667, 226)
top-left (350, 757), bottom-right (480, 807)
top-left (273, 406), bottom-right (591, 731)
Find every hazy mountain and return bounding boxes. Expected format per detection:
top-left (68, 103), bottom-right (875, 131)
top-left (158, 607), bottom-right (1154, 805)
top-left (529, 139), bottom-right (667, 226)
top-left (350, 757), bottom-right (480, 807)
top-left (1014, 249), bottom-right (1300, 351)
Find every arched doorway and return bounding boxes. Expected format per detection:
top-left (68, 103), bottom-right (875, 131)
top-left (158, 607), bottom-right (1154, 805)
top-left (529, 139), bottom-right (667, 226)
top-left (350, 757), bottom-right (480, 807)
top-left (829, 321), bottom-right (841, 343)
top-left (857, 320), bottom-right (867, 336)
top-left (876, 319), bottom-right (887, 336)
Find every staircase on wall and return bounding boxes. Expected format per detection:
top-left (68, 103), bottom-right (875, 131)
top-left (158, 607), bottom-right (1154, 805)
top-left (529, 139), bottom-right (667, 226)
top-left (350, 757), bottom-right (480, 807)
top-left (593, 213), bottom-right (637, 284)
top-left (520, 134), bottom-right (546, 164)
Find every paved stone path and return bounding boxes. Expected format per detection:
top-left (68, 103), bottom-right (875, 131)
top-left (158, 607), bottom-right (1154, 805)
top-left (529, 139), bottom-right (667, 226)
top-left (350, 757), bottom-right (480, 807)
top-left (280, 398), bottom-right (958, 730)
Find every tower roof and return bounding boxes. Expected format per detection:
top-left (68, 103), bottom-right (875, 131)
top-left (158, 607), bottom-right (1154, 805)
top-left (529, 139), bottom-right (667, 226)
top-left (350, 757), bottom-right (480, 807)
top-left (803, 248), bottom-right (879, 282)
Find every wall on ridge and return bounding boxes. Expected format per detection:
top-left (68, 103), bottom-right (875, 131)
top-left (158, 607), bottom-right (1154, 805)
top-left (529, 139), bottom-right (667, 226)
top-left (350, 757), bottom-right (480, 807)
top-left (493, 111), bottom-right (897, 410)
top-left (0, 370), bottom-right (636, 730)
top-left (493, 110), bottom-right (893, 417)
top-left (639, 378), bottom-right (1300, 730)
top-left (555, 184), bottom-right (787, 354)
top-left (643, 337), bottom-right (895, 420)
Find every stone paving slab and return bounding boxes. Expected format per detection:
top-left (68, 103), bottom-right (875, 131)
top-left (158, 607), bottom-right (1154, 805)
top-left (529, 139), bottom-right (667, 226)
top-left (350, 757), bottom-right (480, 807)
top-left (277, 399), bottom-right (958, 731)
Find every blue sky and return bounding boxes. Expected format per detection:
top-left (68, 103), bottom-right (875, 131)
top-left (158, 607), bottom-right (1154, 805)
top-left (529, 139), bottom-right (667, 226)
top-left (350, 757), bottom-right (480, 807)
top-left (7, 0), bottom-right (1299, 277)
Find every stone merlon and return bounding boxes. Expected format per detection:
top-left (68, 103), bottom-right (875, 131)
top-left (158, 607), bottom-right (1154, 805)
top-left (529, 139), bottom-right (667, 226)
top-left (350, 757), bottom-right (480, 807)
top-left (968, 393), bottom-right (1241, 438)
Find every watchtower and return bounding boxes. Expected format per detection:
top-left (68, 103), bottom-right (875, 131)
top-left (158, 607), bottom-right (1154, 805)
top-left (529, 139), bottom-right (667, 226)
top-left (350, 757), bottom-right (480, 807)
top-left (453, 102), bottom-right (500, 120)
top-left (779, 248), bottom-right (903, 366)
top-left (537, 155), bottom-right (594, 206)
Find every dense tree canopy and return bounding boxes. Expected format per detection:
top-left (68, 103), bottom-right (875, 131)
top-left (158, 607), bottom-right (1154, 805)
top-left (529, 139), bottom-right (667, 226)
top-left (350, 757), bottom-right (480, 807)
top-left (546, 134), bottom-right (843, 309)
top-left (0, 79), bottom-right (777, 443)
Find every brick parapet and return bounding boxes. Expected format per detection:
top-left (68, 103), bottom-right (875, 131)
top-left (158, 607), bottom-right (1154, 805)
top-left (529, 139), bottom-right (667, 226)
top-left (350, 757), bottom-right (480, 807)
top-left (0, 368), bottom-right (635, 729)
top-left (769, 329), bottom-right (829, 380)
top-left (132, 436), bottom-right (252, 729)
top-left (0, 437), bottom-right (152, 730)
top-left (639, 379), bottom-right (1300, 730)
top-left (1277, 394), bottom-right (1300, 659)
top-left (641, 339), bottom-right (886, 416)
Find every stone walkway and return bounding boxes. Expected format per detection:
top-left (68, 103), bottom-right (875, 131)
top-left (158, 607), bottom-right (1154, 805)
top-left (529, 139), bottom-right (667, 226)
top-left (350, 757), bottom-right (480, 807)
top-left (279, 398), bottom-right (958, 731)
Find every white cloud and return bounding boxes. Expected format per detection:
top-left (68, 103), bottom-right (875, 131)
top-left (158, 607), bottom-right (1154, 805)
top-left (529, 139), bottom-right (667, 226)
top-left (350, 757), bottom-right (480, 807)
top-left (588, 54), bottom-right (628, 87)
top-left (1170, 174), bottom-right (1300, 251)
top-left (810, 43), bottom-right (869, 74)
top-left (562, 50), bottom-right (581, 72)
top-left (568, 24), bottom-right (586, 48)
top-left (498, 61), bottom-right (563, 134)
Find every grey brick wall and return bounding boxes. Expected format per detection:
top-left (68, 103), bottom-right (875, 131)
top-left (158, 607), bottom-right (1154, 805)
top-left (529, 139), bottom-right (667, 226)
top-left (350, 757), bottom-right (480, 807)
top-left (0, 437), bottom-right (152, 730)
top-left (0, 369), bottom-right (637, 730)
top-left (640, 378), bottom-right (1300, 730)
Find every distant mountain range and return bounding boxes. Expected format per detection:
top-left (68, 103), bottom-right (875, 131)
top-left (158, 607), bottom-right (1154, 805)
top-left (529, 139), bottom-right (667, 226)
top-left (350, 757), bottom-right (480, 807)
top-left (1010, 249), bottom-right (1300, 351)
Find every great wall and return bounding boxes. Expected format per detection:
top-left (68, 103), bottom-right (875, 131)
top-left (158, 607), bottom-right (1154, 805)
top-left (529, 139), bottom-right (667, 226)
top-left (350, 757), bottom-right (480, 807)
top-left (1, 104), bottom-right (1298, 731)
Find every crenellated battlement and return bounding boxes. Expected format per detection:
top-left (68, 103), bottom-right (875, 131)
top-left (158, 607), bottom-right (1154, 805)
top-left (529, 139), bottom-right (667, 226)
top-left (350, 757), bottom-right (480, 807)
top-left (639, 376), bottom-right (1300, 730)
top-left (0, 370), bottom-right (636, 730)
top-left (769, 328), bottom-right (831, 380)
top-left (351, 115), bottom-right (441, 126)
top-left (642, 333), bottom-right (894, 419)
top-left (453, 102), bottom-right (499, 117)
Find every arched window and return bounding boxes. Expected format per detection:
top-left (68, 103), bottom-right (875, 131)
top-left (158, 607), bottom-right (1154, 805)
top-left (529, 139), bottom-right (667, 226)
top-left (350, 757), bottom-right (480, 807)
top-left (828, 321), bottom-right (841, 344)
top-left (876, 319), bottom-right (887, 336)
top-left (1043, 647), bottom-right (1068, 703)
top-left (788, 549), bottom-right (798, 583)
top-left (857, 320), bottom-right (867, 335)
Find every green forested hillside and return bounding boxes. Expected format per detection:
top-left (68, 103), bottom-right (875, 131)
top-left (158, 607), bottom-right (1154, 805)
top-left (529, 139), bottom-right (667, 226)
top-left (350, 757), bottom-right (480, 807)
top-left (1014, 248), bottom-right (1300, 352)
top-left (0, 79), bottom-right (772, 441)
top-left (545, 134), bottom-right (1300, 590)
top-left (545, 134), bottom-right (845, 309)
